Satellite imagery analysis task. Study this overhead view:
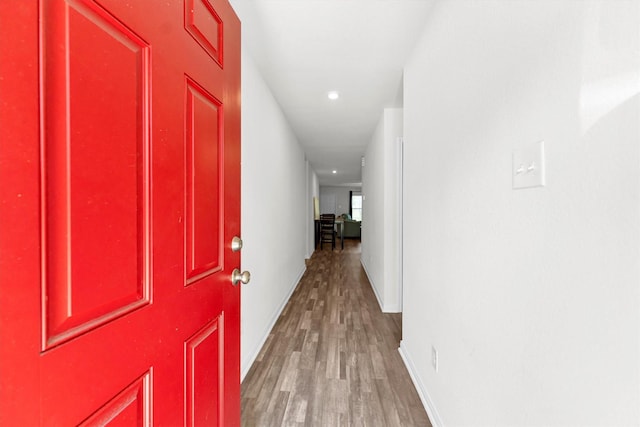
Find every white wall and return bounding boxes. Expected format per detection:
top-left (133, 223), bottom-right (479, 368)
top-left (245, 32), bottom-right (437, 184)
top-left (319, 186), bottom-right (360, 216)
top-left (307, 161), bottom-right (319, 258)
top-left (240, 48), bottom-right (310, 379)
top-left (401, 1), bottom-right (640, 426)
top-left (362, 108), bottom-right (403, 313)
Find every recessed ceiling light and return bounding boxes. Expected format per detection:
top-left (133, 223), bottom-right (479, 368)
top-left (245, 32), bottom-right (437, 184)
top-left (332, 170), bottom-right (337, 174)
top-left (327, 91), bottom-right (339, 100)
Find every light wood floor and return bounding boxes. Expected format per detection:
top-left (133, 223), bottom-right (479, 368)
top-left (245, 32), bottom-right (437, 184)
top-left (241, 239), bottom-right (431, 426)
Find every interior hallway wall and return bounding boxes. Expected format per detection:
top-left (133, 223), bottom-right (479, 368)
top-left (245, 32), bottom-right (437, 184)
top-left (401, 1), bottom-right (640, 425)
top-left (307, 161), bottom-right (320, 258)
top-left (239, 47), bottom-right (310, 379)
top-left (362, 108), bottom-right (403, 313)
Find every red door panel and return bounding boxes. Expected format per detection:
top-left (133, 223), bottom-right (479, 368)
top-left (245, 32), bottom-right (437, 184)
top-left (185, 0), bottom-right (224, 65)
top-left (0, 0), bottom-right (241, 425)
top-left (42, 0), bottom-right (152, 347)
top-left (185, 317), bottom-right (224, 426)
top-left (186, 77), bottom-right (223, 282)
top-left (78, 372), bottom-right (151, 426)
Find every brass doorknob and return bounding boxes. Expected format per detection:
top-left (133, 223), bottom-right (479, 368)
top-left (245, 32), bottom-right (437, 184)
top-left (232, 268), bottom-right (251, 286)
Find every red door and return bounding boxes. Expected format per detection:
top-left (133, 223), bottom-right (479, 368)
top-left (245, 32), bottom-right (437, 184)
top-left (0, 0), bottom-right (242, 425)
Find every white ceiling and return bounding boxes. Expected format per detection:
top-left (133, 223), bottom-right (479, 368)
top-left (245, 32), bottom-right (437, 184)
top-left (229, 0), bottom-right (436, 185)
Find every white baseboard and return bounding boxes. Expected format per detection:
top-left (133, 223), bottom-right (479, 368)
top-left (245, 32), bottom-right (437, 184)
top-left (240, 264), bottom-right (306, 381)
top-left (360, 259), bottom-right (385, 312)
top-left (360, 259), bottom-right (401, 313)
top-left (399, 341), bottom-right (444, 427)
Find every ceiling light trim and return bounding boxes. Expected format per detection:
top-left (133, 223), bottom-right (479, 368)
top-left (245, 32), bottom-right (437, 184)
top-left (327, 91), bottom-right (339, 100)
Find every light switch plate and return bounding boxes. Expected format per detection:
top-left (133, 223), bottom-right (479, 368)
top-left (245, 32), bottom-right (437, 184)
top-left (513, 141), bottom-right (545, 189)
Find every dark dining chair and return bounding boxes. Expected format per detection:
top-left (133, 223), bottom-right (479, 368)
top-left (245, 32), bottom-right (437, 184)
top-left (319, 213), bottom-right (336, 250)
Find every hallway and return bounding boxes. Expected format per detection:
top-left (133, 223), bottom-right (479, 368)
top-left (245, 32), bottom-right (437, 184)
top-left (241, 240), bottom-right (431, 426)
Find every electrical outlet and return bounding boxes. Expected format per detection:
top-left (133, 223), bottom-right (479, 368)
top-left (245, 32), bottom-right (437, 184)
top-left (513, 141), bottom-right (545, 189)
top-left (432, 346), bottom-right (438, 372)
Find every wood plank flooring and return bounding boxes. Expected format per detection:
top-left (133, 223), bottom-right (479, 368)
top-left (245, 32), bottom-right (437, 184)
top-left (241, 240), bottom-right (431, 427)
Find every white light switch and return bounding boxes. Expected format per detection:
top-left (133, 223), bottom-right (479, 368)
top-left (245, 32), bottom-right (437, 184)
top-left (513, 141), bottom-right (545, 189)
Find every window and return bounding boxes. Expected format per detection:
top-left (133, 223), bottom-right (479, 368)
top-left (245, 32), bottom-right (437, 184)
top-left (351, 194), bottom-right (362, 221)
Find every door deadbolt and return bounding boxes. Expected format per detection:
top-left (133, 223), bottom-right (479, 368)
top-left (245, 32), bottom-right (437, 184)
top-left (231, 236), bottom-right (243, 252)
